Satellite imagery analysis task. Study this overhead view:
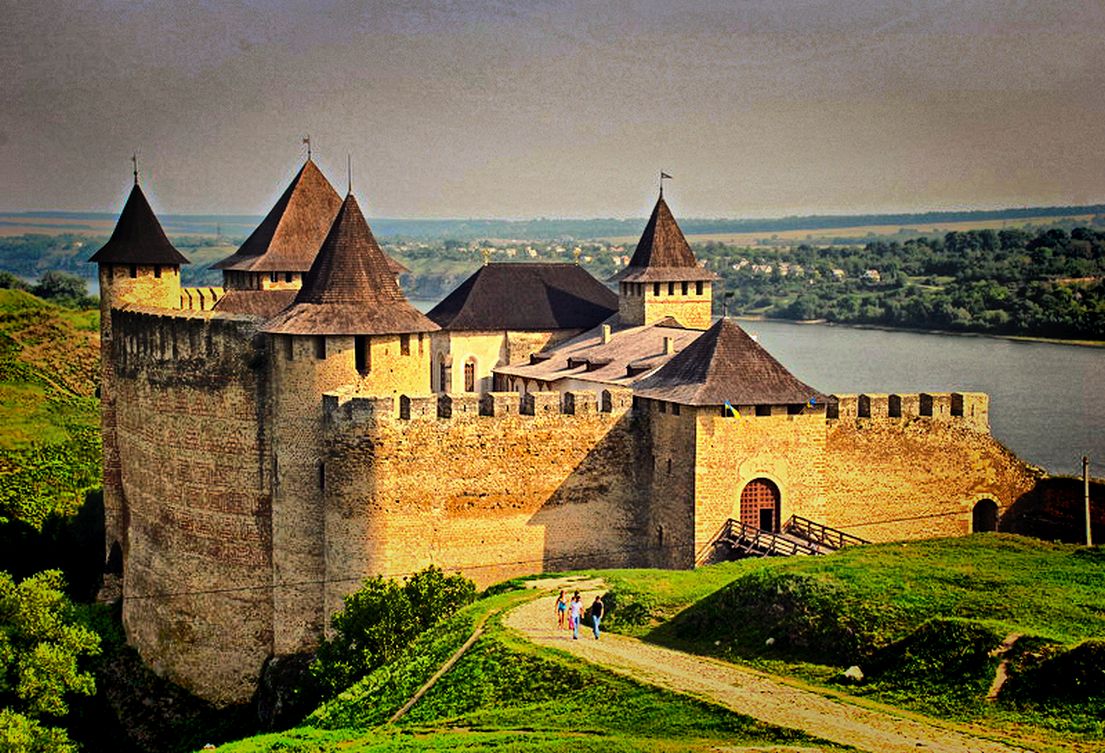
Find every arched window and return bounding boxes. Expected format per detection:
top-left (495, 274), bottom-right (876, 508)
top-left (464, 358), bottom-right (477, 393)
top-left (740, 478), bottom-right (781, 532)
top-left (972, 499), bottom-right (998, 533)
top-left (438, 354), bottom-right (448, 392)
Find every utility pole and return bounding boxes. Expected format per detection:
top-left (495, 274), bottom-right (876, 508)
top-left (1085, 456), bottom-right (1093, 547)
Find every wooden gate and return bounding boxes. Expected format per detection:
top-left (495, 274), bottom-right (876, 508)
top-left (740, 478), bottom-right (781, 532)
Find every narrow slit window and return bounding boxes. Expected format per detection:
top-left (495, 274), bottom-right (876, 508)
top-left (314, 336), bottom-right (326, 360)
top-left (668, 282), bottom-right (675, 295)
top-left (400, 333), bottom-right (410, 356)
top-left (695, 280), bottom-right (703, 295)
top-left (318, 462), bottom-right (326, 491)
top-left (654, 282), bottom-right (661, 296)
top-left (285, 272), bottom-right (293, 283)
top-left (285, 336), bottom-right (294, 361)
top-left (681, 281), bottom-right (688, 295)
top-left (129, 265), bottom-right (137, 279)
top-left (355, 336), bottom-right (370, 374)
top-left (464, 360), bottom-right (476, 392)
top-left (154, 265), bottom-right (162, 279)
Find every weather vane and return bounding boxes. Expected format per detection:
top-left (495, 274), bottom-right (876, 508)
top-left (303, 135), bottom-right (312, 161)
top-left (132, 153), bottom-right (139, 185)
top-left (659, 171), bottom-right (672, 196)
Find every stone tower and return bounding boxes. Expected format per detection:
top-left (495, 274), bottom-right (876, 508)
top-left (88, 177), bottom-right (190, 567)
top-left (261, 191), bottom-right (439, 654)
top-left (610, 192), bottom-right (716, 329)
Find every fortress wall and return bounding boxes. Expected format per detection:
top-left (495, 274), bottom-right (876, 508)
top-left (821, 393), bottom-right (1039, 541)
top-left (694, 407), bottom-right (829, 561)
top-left (112, 308), bottom-right (273, 706)
top-left (640, 399), bottom-right (699, 569)
top-left (269, 332), bottom-right (432, 655)
top-left (99, 265), bottom-right (183, 561)
top-left (321, 389), bottom-right (645, 613)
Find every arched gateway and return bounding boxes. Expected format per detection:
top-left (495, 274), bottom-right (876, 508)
top-left (740, 478), bottom-right (781, 532)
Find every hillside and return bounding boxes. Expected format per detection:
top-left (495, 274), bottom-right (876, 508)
top-left (596, 535), bottom-right (1105, 745)
top-left (0, 289), bottom-right (100, 528)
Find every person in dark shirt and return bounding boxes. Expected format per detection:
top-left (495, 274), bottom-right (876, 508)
top-left (591, 595), bottom-right (604, 640)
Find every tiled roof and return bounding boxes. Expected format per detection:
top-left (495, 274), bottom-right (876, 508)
top-left (428, 263), bottom-right (618, 331)
top-left (262, 193), bottom-right (438, 336)
top-left (609, 195), bottom-right (716, 283)
top-left (633, 317), bottom-right (823, 406)
top-left (89, 183), bottom-right (190, 266)
top-left (213, 160), bottom-right (407, 276)
top-left (212, 289), bottom-right (298, 318)
top-left (495, 316), bottom-right (700, 388)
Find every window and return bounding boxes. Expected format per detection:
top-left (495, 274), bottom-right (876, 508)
top-left (355, 336), bottom-right (370, 374)
top-left (464, 360), bottom-right (476, 392)
top-left (668, 282), bottom-right (675, 295)
top-left (418, 332), bottom-right (424, 355)
top-left (400, 333), bottom-right (410, 356)
top-left (154, 265), bottom-right (162, 279)
top-left (653, 282), bottom-right (661, 296)
top-left (285, 272), bottom-right (293, 283)
top-left (270, 272), bottom-right (278, 283)
top-left (755, 405), bottom-right (771, 416)
top-left (314, 336), bottom-right (326, 360)
top-left (659, 401), bottom-right (667, 414)
top-left (318, 462), bottom-right (326, 491)
top-left (695, 280), bottom-right (703, 295)
top-left (129, 265), bottom-right (137, 279)
top-left (439, 357), bottom-right (448, 392)
top-left (672, 403), bottom-right (681, 416)
top-left (681, 281), bottom-right (688, 295)
top-left (666, 458), bottom-right (672, 475)
top-left (285, 336), bottom-right (294, 361)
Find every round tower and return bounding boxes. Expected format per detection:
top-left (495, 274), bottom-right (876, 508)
top-left (261, 190), bottom-right (438, 655)
top-left (88, 171), bottom-right (189, 576)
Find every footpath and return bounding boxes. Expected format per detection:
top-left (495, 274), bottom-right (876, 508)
top-left (503, 581), bottom-right (1031, 753)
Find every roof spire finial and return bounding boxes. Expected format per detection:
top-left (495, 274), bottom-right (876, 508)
top-left (303, 135), bottom-right (312, 161)
top-left (347, 154), bottom-right (352, 196)
top-left (132, 153), bottom-right (139, 186)
top-left (481, 247), bottom-right (491, 266)
top-left (659, 170), bottom-right (672, 198)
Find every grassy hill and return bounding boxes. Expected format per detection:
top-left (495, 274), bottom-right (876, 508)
top-left (594, 535), bottom-right (1105, 744)
top-left (0, 288), bottom-right (100, 528)
top-left (218, 590), bottom-right (840, 753)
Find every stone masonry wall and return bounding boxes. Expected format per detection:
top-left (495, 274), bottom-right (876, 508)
top-left (320, 389), bottom-right (646, 616)
top-left (112, 307), bottom-right (273, 707)
top-left (269, 332), bottom-right (432, 655)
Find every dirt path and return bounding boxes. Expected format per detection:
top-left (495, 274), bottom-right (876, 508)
top-left (504, 582), bottom-right (1030, 753)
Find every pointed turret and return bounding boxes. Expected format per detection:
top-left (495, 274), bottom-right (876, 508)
top-left (89, 183), bottom-right (189, 266)
top-left (633, 317), bottom-right (822, 407)
top-left (263, 193), bottom-right (438, 335)
top-left (214, 159), bottom-right (341, 277)
top-left (611, 192), bottom-right (716, 329)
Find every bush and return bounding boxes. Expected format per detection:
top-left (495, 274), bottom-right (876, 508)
top-left (310, 566), bottom-right (475, 697)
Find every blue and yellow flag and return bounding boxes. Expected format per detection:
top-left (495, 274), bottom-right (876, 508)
top-left (724, 400), bottom-right (740, 418)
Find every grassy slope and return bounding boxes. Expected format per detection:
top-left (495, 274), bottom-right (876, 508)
top-left (0, 289), bottom-right (100, 527)
top-left (594, 535), bottom-right (1105, 747)
top-left (218, 590), bottom-right (840, 753)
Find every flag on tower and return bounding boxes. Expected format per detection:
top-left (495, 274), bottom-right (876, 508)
top-left (660, 172), bottom-right (673, 179)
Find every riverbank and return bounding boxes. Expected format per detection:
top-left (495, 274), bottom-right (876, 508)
top-left (734, 315), bottom-right (1105, 349)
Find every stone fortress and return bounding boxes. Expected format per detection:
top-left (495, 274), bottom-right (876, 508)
top-left (91, 158), bottom-right (1039, 705)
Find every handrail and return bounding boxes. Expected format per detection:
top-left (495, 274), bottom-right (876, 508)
top-left (719, 519), bottom-right (821, 557)
top-left (782, 515), bottom-right (869, 550)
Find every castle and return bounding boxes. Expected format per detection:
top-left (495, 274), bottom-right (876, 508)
top-left (91, 159), bottom-right (1039, 705)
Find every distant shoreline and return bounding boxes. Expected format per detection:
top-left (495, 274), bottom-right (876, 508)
top-left (733, 315), bottom-right (1105, 349)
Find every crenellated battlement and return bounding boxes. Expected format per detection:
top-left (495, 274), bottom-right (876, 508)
top-left (828, 391), bottom-right (989, 431)
top-left (179, 286), bottom-right (225, 311)
top-left (325, 387), bottom-right (636, 427)
top-left (112, 306), bottom-right (262, 380)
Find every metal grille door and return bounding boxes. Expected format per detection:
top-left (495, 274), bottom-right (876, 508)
top-left (740, 479), bottom-right (780, 531)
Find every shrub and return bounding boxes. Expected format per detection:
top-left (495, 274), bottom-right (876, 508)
top-left (310, 566), bottom-right (475, 697)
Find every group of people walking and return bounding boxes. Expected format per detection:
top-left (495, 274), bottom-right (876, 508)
top-left (555, 590), bottom-right (604, 640)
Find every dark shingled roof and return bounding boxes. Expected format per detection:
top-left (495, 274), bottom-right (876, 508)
top-left (213, 289), bottom-right (298, 318)
top-left (88, 183), bottom-right (190, 266)
top-left (213, 160), bottom-right (341, 273)
top-left (428, 263), bottom-right (618, 331)
top-left (609, 194), bottom-right (716, 283)
top-left (633, 317), bottom-right (822, 406)
top-left (262, 193), bottom-right (438, 336)
top-left (212, 160), bottom-right (408, 276)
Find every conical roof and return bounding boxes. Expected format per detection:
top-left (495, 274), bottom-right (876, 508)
top-left (213, 160), bottom-right (342, 272)
top-left (609, 194), bottom-right (716, 283)
top-left (633, 317), bottom-right (822, 406)
top-left (89, 183), bottom-right (189, 266)
top-left (262, 193), bottom-right (438, 335)
top-left (428, 263), bottom-right (618, 331)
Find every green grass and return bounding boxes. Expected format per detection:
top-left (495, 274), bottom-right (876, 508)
top-left (219, 587), bottom-right (841, 753)
top-left (0, 288), bottom-right (101, 527)
top-left (595, 535), bottom-right (1105, 744)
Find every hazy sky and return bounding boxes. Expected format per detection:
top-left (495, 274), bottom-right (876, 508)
top-left (3, 0), bottom-right (1104, 218)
